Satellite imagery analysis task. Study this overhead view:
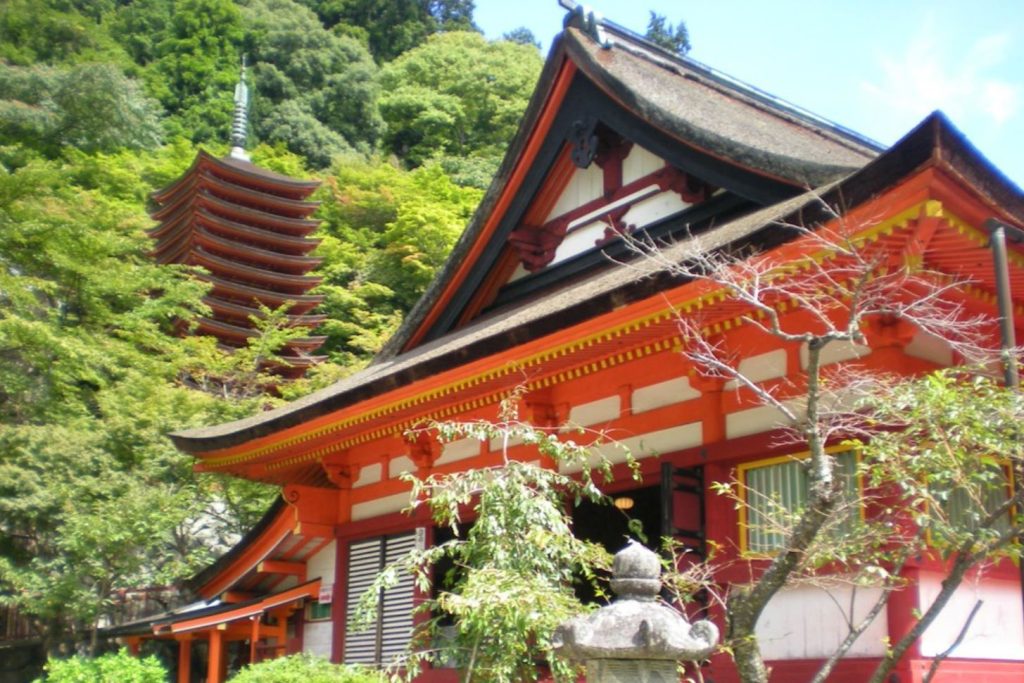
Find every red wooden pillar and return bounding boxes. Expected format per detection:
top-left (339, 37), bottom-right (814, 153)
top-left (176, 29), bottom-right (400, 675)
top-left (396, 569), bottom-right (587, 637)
top-left (208, 628), bottom-right (225, 683)
top-left (693, 374), bottom-right (725, 444)
top-left (176, 636), bottom-right (191, 683)
top-left (125, 637), bottom-right (141, 655)
top-left (250, 616), bottom-right (261, 664)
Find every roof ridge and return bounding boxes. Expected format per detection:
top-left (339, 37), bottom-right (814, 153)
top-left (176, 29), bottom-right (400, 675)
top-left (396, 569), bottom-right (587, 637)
top-left (568, 11), bottom-right (883, 157)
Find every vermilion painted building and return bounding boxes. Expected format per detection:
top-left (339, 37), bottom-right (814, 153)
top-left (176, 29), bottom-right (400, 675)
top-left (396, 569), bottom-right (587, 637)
top-left (122, 10), bottom-right (1024, 683)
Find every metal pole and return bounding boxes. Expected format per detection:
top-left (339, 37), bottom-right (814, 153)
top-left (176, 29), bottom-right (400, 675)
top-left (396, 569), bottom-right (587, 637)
top-left (984, 218), bottom-right (1023, 634)
top-left (985, 219), bottom-right (1020, 389)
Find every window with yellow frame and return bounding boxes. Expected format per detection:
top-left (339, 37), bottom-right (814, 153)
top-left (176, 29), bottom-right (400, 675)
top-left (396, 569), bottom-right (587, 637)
top-left (737, 448), bottom-right (860, 554)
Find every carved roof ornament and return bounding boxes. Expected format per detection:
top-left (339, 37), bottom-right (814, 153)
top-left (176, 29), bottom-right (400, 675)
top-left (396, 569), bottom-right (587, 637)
top-left (553, 541), bottom-right (718, 665)
top-left (560, 0), bottom-right (613, 49)
top-left (570, 117), bottom-right (600, 169)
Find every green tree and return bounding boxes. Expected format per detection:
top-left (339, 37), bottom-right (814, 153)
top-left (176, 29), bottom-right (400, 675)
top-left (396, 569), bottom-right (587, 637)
top-left (110, 0), bottom-right (174, 66)
top-left (644, 11), bottom-right (690, 56)
top-left (229, 653), bottom-right (383, 682)
top-left (36, 648), bottom-right (167, 682)
top-left (313, 156), bottom-right (481, 364)
top-left (147, 0), bottom-right (245, 143)
top-left (298, 0), bottom-right (477, 62)
top-left (0, 150), bottom-right (276, 653)
top-left (379, 31), bottom-right (542, 171)
top-left (502, 27), bottom-right (541, 50)
top-left (242, 0), bottom-right (383, 166)
top-left (0, 0), bottom-right (129, 66)
top-left (0, 63), bottom-right (163, 156)
top-left (851, 370), bottom-right (1023, 683)
top-left (356, 394), bottom-right (630, 682)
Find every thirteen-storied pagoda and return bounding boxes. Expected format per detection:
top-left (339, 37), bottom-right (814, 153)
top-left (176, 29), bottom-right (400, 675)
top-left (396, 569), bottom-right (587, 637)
top-left (148, 69), bottom-right (326, 377)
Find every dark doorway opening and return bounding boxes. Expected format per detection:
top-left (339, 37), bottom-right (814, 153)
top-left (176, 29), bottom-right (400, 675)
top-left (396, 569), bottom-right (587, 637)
top-left (571, 484), bottom-right (662, 555)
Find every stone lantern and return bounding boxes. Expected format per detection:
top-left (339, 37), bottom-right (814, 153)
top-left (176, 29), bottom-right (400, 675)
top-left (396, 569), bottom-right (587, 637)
top-left (553, 541), bottom-right (719, 682)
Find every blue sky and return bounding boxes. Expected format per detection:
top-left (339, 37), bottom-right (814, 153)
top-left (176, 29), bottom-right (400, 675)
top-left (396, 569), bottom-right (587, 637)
top-left (475, 0), bottom-right (1024, 190)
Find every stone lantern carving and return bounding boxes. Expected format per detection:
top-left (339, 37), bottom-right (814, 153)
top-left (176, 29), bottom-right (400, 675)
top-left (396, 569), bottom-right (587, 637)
top-left (553, 541), bottom-right (719, 682)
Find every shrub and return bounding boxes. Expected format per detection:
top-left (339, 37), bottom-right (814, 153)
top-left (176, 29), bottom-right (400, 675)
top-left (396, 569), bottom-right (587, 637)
top-left (228, 653), bottom-right (384, 683)
top-left (36, 649), bottom-right (167, 682)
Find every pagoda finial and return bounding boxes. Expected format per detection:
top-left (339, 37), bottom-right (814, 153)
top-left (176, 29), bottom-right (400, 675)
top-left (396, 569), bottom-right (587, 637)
top-left (229, 57), bottom-right (250, 161)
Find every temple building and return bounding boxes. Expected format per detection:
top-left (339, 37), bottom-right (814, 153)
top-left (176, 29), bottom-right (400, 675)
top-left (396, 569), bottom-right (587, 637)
top-left (147, 70), bottom-right (326, 377)
top-left (117, 7), bottom-right (1023, 683)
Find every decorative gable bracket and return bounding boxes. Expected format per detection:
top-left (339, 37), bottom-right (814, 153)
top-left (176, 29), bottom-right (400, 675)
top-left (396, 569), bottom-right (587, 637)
top-left (509, 161), bottom-right (713, 272)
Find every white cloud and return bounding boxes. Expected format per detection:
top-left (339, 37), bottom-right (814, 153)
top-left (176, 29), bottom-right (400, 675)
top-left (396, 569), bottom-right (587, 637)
top-left (859, 17), bottom-right (1020, 129)
top-left (981, 81), bottom-right (1019, 124)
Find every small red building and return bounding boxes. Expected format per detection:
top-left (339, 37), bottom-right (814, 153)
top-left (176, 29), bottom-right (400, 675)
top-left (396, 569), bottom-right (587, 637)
top-left (129, 11), bottom-right (1024, 683)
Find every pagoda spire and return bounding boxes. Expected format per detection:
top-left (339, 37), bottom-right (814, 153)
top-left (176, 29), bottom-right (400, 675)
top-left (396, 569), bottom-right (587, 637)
top-left (229, 58), bottom-right (250, 161)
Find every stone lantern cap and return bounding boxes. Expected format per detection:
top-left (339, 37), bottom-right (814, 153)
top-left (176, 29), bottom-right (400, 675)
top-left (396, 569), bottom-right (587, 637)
top-left (553, 541), bottom-right (718, 662)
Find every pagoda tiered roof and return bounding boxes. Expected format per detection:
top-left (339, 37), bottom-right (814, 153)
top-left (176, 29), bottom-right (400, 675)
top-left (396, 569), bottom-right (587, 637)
top-left (149, 151), bottom-right (326, 377)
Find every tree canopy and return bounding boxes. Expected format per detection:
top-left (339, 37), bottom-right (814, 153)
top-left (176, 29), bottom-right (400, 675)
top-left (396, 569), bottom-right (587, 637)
top-left (379, 31), bottom-right (543, 175)
top-left (644, 11), bottom-right (691, 56)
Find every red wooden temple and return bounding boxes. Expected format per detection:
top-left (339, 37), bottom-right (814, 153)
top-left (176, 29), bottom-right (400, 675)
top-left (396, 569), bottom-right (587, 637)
top-left (117, 8), bottom-right (1024, 683)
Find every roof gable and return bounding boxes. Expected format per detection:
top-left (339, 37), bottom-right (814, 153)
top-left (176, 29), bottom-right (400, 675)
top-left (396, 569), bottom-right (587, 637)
top-left (384, 24), bottom-right (879, 356)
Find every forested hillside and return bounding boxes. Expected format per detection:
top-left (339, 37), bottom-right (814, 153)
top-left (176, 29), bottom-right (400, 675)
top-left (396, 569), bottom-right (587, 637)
top-left (0, 0), bottom-right (542, 651)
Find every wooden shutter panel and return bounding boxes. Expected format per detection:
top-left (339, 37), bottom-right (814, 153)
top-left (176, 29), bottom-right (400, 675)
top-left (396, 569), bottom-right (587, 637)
top-left (343, 532), bottom-right (417, 666)
top-left (380, 533), bottom-right (417, 662)
top-left (343, 538), bottom-right (383, 665)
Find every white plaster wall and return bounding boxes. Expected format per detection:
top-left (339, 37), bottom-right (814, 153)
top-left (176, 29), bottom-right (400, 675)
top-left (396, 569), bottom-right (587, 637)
top-left (307, 540), bottom-right (336, 584)
top-left (507, 262), bottom-right (530, 283)
top-left (918, 574), bottom-right (1024, 659)
top-left (566, 395), bottom-right (620, 427)
top-left (561, 422), bottom-right (702, 473)
top-left (351, 492), bottom-right (409, 521)
top-left (552, 220), bottom-right (609, 263)
top-left (800, 340), bottom-right (870, 368)
top-left (724, 349), bottom-right (788, 390)
top-left (436, 437), bottom-right (480, 466)
top-left (353, 463), bottom-right (381, 488)
top-left (632, 376), bottom-right (700, 413)
top-left (727, 404), bottom-right (788, 439)
top-left (388, 455), bottom-right (415, 479)
top-left (488, 431), bottom-right (524, 453)
top-left (546, 164), bottom-right (603, 220)
top-left (756, 583), bottom-right (889, 659)
top-left (905, 331), bottom-right (954, 366)
top-left (304, 621), bottom-right (333, 658)
top-left (622, 145), bottom-right (663, 184)
top-left (303, 540), bottom-right (336, 659)
top-left (620, 190), bottom-right (689, 228)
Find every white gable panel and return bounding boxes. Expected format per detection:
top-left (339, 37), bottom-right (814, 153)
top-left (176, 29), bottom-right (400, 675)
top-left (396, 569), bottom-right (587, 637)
top-left (551, 220), bottom-right (610, 265)
top-left (622, 145), bottom-right (665, 184)
top-left (619, 190), bottom-right (690, 228)
top-left (546, 163), bottom-right (603, 221)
